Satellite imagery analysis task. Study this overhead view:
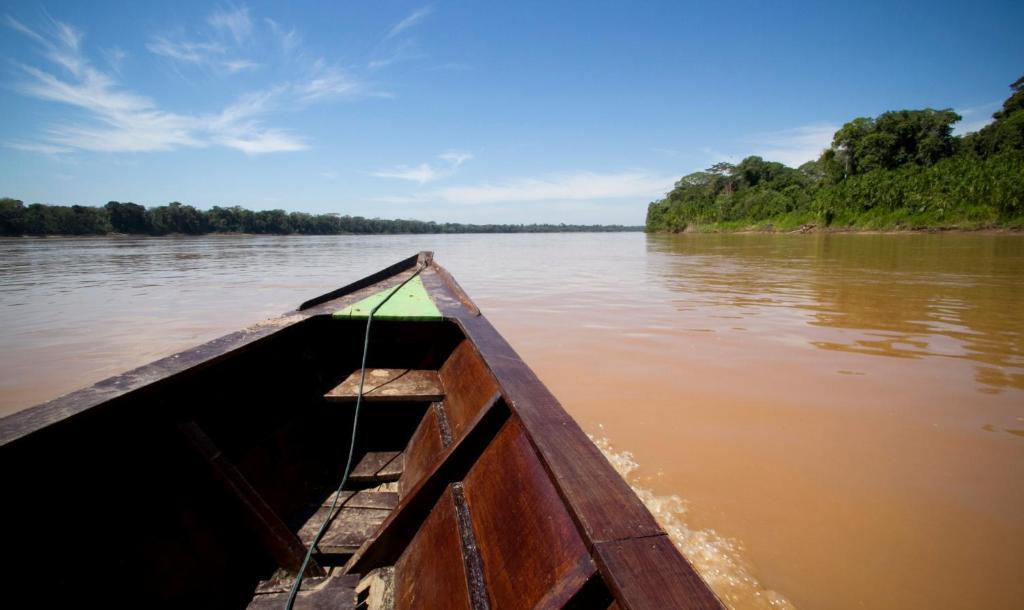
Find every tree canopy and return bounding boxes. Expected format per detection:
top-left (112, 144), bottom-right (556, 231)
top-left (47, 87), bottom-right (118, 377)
top-left (647, 74), bottom-right (1024, 232)
top-left (0, 199), bottom-right (640, 236)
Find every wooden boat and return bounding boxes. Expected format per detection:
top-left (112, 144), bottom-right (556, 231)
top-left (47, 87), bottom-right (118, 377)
top-left (0, 252), bottom-right (722, 609)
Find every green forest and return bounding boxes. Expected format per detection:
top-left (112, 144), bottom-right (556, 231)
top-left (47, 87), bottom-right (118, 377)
top-left (646, 76), bottom-right (1024, 232)
top-left (0, 199), bottom-right (640, 236)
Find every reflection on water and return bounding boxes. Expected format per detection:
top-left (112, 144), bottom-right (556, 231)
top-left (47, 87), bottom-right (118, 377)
top-left (1, 233), bottom-right (1022, 610)
top-left (645, 233), bottom-right (1024, 394)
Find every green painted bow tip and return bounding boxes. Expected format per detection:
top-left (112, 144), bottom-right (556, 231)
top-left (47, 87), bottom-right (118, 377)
top-left (332, 275), bottom-right (443, 321)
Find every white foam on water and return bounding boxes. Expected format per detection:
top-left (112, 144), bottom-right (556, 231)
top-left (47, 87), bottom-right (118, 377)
top-left (590, 435), bottom-right (795, 610)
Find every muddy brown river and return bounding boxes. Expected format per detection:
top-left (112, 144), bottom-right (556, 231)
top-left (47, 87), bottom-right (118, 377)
top-left (1, 232), bottom-right (1021, 609)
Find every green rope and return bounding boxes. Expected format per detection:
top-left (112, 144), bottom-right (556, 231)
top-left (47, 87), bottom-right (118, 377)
top-left (285, 264), bottom-right (426, 609)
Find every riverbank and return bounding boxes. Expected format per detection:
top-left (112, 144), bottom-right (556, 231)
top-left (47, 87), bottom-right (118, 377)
top-left (646, 78), bottom-right (1024, 234)
top-left (654, 217), bottom-right (1024, 234)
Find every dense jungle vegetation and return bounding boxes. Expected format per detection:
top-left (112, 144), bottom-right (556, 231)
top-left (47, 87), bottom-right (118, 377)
top-left (646, 76), bottom-right (1024, 232)
top-left (0, 200), bottom-right (640, 236)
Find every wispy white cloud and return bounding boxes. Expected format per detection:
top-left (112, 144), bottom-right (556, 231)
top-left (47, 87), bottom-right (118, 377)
top-left (729, 123), bottom-right (837, 167)
top-left (5, 140), bottom-right (73, 155)
top-left (7, 14), bottom-right (86, 76)
top-left (149, 6), bottom-right (259, 73)
top-left (953, 101), bottom-right (999, 135)
top-left (386, 6), bottom-right (433, 40)
top-left (102, 46), bottom-right (127, 73)
top-left (4, 15), bottom-right (369, 155)
top-left (147, 35), bottom-right (225, 65)
top-left (372, 150), bottom-right (474, 184)
top-left (213, 128), bottom-right (306, 154)
top-left (265, 18), bottom-right (300, 53)
top-left (376, 170), bottom-right (673, 206)
top-left (372, 163), bottom-right (441, 185)
top-left (5, 15), bottom-right (45, 44)
top-left (433, 171), bottom-right (674, 205)
top-left (296, 63), bottom-right (364, 102)
top-left (223, 58), bottom-right (259, 73)
top-left (367, 39), bottom-right (424, 71)
top-left (438, 150), bottom-right (472, 166)
top-left (208, 5), bottom-right (253, 45)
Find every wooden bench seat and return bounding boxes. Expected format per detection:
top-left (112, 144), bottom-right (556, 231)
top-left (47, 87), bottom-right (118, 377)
top-left (349, 451), bottom-right (404, 484)
top-left (298, 491), bottom-right (399, 557)
top-left (247, 574), bottom-right (358, 609)
top-left (325, 369), bottom-right (444, 402)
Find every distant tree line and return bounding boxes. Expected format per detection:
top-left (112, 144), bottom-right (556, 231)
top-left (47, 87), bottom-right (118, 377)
top-left (646, 75), bottom-right (1024, 231)
top-left (0, 200), bottom-right (641, 236)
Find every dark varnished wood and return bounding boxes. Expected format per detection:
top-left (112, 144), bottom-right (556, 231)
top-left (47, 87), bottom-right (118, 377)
top-left (0, 253), bottom-right (722, 610)
top-left (439, 340), bottom-right (500, 439)
top-left (399, 404), bottom-right (446, 497)
top-left (393, 486), bottom-right (473, 610)
top-left (345, 393), bottom-right (506, 574)
top-left (421, 264), bottom-right (723, 609)
top-left (461, 417), bottom-right (596, 610)
top-left (179, 421), bottom-right (324, 578)
top-left (325, 369), bottom-right (444, 402)
top-left (594, 535), bottom-right (724, 609)
top-left (0, 267), bottom-right (424, 448)
top-left (431, 260), bottom-right (481, 316)
top-left (298, 252), bottom-right (421, 311)
top-left (424, 267), bottom-right (664, 543)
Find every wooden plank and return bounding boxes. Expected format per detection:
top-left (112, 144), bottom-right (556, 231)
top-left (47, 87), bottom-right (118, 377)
top-left (431, 261), bottom-right (481, 316)
top-left (531, 565), bottom-right (600, 610)
top-left (319, 490), bottom-right (400, 511)
top-left (350, 451), bottom-right (404, 483)
top-left (399, 404), bottom-right (446, 497)
top-left (378, 453), bottom-right (404, 480)
top-left (393, 486), bottom-right (473, 610)
top-left (421, 265), bottom-right (723, 608)
top-left (297, 491), bottom-right (398, 557)
top-left (248, 574), bottom-right (359, 609)
top-left (461, 418), bottom-right (596, 610)
top-left (298, 252), bottom-right (422, 311)
top-left (593, 535), bottom-right (724, 609)
top-left (345, 393), bottom-right (506, 575)
top-left (439, 341), bottom-right (500, 439)
top-left (299, 505), bottom-right (392, 555)
top-left (424, 267), bottom-right (662, 543)
top-left (253, 573), bottom-right (360, 595)
top-left (325, 369), bottom-right (444, 403)
top-left (178, 421), bottom-right (324, 577)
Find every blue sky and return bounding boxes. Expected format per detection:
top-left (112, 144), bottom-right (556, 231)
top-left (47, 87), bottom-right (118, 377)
top-left (1, 1), bottom-right (1021, 224)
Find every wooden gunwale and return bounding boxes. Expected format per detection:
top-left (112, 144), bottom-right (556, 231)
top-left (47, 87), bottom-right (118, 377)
top-left (420, 264), bottom-right (724, 609)
top-left (0, 251), bottom-right (722, 609)
top-left (0, 256), bottom-right (426, 448)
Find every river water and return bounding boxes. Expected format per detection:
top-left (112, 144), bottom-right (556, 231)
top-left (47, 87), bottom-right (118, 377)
top-left (1, 233), bottom-right (1021, 609)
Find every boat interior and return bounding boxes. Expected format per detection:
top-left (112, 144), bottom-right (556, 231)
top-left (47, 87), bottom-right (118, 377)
top-left (3, 315), bottom-right (618, 608)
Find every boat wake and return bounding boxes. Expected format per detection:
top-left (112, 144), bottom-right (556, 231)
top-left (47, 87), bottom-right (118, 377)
top-left (590, 436), bottom-right (795, 610)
